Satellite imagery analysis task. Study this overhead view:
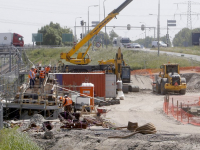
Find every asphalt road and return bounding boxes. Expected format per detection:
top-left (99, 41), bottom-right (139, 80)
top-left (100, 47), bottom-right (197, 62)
top-left (130, 48), bottom-right (200, 61)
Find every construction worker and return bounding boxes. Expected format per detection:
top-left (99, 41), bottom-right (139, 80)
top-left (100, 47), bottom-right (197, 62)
top-left (33, 65), bottom-right (37, 74)
top-left (38, 64), bottom-right (42, 71)
top-left (39, 68), bottom-right (45, 88)
top-left (63, 95), bottom-right (72, 112)
top-left (28, 66), bottom-right (35, 89)
top-left (45, 64), bottom-right (51, 76)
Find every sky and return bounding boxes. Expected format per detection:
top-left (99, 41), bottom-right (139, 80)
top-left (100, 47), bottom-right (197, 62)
top-left (0, 0), bottom-right (200, 44)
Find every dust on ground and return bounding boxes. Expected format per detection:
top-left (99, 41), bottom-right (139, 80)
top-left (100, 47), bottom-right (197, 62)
top-left (29, 73), bottom-right (200, 150)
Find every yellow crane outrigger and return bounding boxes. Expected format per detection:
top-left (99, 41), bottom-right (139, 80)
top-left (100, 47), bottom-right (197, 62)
top-left (60, 0), bottom-right (133, 65)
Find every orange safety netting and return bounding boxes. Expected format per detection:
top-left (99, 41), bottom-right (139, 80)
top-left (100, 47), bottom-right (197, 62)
top-left (163, 95), bottom-right (200, 126)
top-left (131, 69), bottom-right (154, 81)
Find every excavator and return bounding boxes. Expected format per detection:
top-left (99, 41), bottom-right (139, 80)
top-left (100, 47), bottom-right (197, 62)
top-left (60, 0), bottom-right (133, 83)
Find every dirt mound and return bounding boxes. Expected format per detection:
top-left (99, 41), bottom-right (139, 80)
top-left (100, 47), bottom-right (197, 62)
top-left (131, 73), bottom-right (200, 91)
top-left (182, 73), bottom-right (200, 90)
top-left (131, 75), bottom-right (153, 90)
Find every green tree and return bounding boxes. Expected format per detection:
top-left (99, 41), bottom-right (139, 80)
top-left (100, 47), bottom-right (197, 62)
top-left (37, 22), bottom-right (72, 45)
top-left (109, 29), bottom-right (119, 42)
top-left (172, 28), bottom-right (200, 47)
top-left (173, 28), bottom-right (191, 47)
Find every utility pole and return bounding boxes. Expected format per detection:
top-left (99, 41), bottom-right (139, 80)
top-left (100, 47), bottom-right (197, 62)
top-left (174, 1), bottom-right (200, 29)
top-left (158, 0), bottom-right (160, 56)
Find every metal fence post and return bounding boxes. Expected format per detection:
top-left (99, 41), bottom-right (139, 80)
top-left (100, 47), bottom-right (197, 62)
top-left (0, 101), bottom-right (3, 129)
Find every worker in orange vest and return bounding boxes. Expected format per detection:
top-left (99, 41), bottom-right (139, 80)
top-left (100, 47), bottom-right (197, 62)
top-left (28, 66), bottom-right (35, 89)
top-left (63, 95), bottom-right (72, 112)
top-left (33, 66), bottom-right (37, 74)
top-left (39, 68), bottom-right (45, 88)
top-left (45, 65), bottom-right (51, 76)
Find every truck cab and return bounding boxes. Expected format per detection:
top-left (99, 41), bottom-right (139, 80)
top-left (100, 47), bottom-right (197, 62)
top-left (13, 33), bottom-right (24, 47)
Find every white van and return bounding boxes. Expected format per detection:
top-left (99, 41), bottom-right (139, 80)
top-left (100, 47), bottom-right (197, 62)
top-left (152, 41), bottom-right (167, 48)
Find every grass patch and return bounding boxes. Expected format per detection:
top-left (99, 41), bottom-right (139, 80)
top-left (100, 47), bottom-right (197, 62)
top-left (25, 46), bottom-right (200, 70)
top-left (151, 46), bottom-right (200, 56)
top-left (0, 128), bottom-right (42, 150)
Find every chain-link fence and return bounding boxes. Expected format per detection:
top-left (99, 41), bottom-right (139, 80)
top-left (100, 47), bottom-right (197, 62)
top-left (0, 46), bottom-right (30, 116)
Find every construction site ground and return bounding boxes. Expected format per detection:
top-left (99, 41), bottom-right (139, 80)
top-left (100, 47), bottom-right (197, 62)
top-left (26, 72), bottom-right (200, 150)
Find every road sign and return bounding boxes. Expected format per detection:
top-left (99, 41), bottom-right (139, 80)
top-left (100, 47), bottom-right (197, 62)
top-left (168, 24), bottom-right (176, 26)
top-left (92, 21), bottom-right (100, 27)
top-left (192, 33), bottom-right (200, 46)
top-left (167, 20), bottom-right (176, 27)
top-left (96, 42), bottom-right (101, 48)
top-left (167, 20), bottom-right (176, 23)
top-left (32, 33), bottom-right (43, 42)
top-left (62, 34), bottom-right (73, 42)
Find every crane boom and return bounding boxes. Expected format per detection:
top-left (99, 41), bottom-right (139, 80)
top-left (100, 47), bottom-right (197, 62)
top-left (60, 0), bottom-right (133, 65)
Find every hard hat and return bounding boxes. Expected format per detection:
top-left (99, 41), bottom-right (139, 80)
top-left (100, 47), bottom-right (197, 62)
top-left (48, 64), bottom-right (51, 67)
top-left (32, 65), bottom-right (35, 69)
top-left (41, 68), bottom-right (44, 71)
top-left (64, 95), bottom-right (68, 97)
top-left (39, 64), bottom-right (41, 67)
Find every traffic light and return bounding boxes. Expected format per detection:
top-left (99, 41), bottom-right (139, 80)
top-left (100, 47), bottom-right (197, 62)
top-left (80, 33), bottom-right (82, 39)
top-left (141, 24), bottom-right (145, 31)
top-left (80, 20), bottom-right (84, 26)
top-left (127, 24), bottom-right (131, 30)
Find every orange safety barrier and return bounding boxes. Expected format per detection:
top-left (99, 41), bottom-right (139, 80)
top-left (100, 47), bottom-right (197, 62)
top-left (163, 95), bottom-right (200, 126)
top-left (131, 69), bottom-right (155, 81)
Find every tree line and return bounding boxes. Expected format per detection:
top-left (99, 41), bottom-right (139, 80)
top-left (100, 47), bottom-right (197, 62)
top-left (37, 22), bottom-right (199, 47)
top-left (37, 22), bottom-right (118, 46)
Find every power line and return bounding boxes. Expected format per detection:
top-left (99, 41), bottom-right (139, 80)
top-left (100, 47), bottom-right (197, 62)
top-left (174, 1), bottom-right (200, 29)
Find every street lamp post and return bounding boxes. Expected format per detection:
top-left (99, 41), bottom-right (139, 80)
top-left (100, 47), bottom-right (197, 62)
top-left (158, 0), bottom-right (160, 56)
top-left (88, 5), bottom-right (98, 46)
top-left (103, 0), bottom-right (107, 48)
top-left (149, 1), bottom-right (160, 56)
top-left (75, 17), bottom-right (82, 42)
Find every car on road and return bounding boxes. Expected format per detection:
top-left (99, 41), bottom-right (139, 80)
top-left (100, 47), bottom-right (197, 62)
top-left (152, 41), bottom-right (167, 48)
top-left (126, 43), bottom-right (141, 48)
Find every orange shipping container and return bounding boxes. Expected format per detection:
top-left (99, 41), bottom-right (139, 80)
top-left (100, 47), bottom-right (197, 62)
top-left (62, 73), bottom-right (105, 97)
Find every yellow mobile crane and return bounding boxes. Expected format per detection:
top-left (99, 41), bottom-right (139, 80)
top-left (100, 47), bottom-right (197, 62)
top-left (60, 0), bottom-right (133, 65)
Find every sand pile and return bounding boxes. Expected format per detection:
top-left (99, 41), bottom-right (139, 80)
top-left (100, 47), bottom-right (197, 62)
top-left (131, 75), bottom-right (153, 90)
top-left (182, 73), bottom-right (200, 91)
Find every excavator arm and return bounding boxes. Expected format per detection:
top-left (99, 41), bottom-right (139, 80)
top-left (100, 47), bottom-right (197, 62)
top-left (60, 0), bottom-right (133, 65)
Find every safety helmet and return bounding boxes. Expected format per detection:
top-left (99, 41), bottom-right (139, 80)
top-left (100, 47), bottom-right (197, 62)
top-left (39, 64), bottom-right (41, 67)
top-left (64, 95), bottom-right (68, 98)
top-left (32, 65), bottom-right (35, 69)
top-left (41, 68), bottom-right (44, 71)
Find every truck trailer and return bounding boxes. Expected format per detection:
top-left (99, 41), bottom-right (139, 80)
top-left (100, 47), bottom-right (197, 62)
top-left (0, 33), bottom-right (24, 47)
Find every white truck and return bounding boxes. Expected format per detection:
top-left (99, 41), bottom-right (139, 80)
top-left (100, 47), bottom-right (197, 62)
top-left (0, 33), bottom-right (24, 47)
top-left (152, 41), bottom-right (167, 48)
top-left (113, 37), bottom-right (131, 48)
